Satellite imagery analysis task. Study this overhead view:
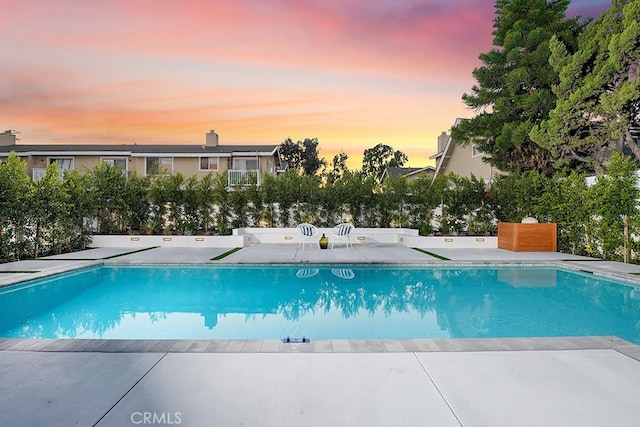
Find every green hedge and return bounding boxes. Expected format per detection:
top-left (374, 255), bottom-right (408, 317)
top-left (1, 151), bottom-right (638, 263)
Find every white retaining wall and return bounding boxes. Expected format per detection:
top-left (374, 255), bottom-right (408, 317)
top-left (90, 234), bottom-right (247, 248)
top-left (233, 227), bottom-right (419, 245)
top-left (90, 229), bottom-right (498, 249)
top-left (404, 235), bottom-right (498, 249)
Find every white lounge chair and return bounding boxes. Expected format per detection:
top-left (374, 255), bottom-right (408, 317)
top-left (296, 223), bottom-right (318, 249)
top-left (331, 223), bottom-right (354, 249)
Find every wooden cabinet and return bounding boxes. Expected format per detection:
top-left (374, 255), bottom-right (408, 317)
top-left (497, 222), bottom-right (557, 252)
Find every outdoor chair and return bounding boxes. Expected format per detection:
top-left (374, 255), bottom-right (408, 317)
top-left (296, 223), bottom-right (319, 249)
top-left (331, 223), bottom-right (354, 249)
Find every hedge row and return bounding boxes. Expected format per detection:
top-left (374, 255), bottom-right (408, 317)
top-left (1, 152), bottom-right (638, 263)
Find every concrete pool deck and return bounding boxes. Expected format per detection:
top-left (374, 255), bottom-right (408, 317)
top-left (1, 244), bottom-right (640, 426)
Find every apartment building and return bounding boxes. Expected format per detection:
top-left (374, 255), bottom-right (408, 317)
top-left (0, 130), bottom-right (284, 186)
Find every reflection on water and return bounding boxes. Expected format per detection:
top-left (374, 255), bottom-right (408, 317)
top-left (497, 268), bottom-right (557, 288)
top-left (0, 265), bottom-right (639, 343)
top-left (296, 268), bottom-right (319, 279)
top-left (331, 268), bottom-right (355, 280)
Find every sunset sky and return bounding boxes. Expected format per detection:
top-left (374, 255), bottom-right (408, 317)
top-left (1, 0), bottom-right (611, 169)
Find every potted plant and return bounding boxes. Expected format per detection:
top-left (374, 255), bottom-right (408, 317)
top-left (143, 219), bottom-right (158, 235)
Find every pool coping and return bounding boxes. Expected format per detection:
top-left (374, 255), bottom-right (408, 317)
top-left (3, 259), bottom-right (640, 289)
top-left (2, 336), bottom-right (639, 362)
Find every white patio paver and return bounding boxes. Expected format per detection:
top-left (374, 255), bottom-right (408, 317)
top-left (1, 349), bottom-right (639, 427)
top-left (96, 352), bottom-right (461, 427)
top-left (0, 351), bottom-right (163, 427)
top-left (417, 349), bottom-right (640, 427)
top-left (109, 247), bottom-right (233, 263)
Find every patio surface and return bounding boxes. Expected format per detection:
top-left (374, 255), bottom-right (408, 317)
top-left (1, 243), bottom-right (640, 426)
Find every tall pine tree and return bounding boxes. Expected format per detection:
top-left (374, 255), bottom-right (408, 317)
top-left (452, 0), bottom-right (586, 174)
top-left (530, 0), bottom-right (640, 174)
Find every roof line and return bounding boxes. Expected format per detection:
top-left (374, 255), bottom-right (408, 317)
top-left (432, 118), bottom-right (464, 182)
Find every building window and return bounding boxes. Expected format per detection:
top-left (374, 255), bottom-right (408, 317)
top-left (471, 144), bottom-right (484, 158)
top-left (233, 158), bottom-right (259, 170)
top-left (48, 157), bottom-right (74, 171)
top-left (102, 157), bottom-right (127, 171)
top-left (199, 157), bottom-right (219, 171)
top-left (146, 157), bottom-right (173, 175)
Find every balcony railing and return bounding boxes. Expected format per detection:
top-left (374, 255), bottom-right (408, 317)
top-left (228, 169), bottom-right (260, 187)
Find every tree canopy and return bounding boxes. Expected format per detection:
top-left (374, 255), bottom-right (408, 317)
top-left (452, 0), bottom-right (586, 175)
top-left (326, 151), bottom-right (349, 184)
top-left (361, 143), bottom-right (408, 180)
top-left (530, 0), bottom-right (640, 174)
top-left (279, 137), bottom-right (326, 175)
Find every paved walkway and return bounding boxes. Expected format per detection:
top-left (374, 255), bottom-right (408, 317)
top-left (1, 244), bottom-right (640, 426)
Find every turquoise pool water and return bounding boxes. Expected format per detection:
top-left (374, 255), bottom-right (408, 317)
top-left (0, 265), bottom-right (639, 344)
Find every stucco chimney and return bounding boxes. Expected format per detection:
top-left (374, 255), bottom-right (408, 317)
top-left (206, 130), bottom-right (219, 147)
top-left (0, 130), bottom-right (18, 146)
top-left (437, 131), bottom-right (449, 152)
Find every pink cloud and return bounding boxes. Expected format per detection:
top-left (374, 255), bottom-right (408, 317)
top-left (0, 0), bottom-right (511, 166)
top-left (9, 0), bottom-right (491, 80)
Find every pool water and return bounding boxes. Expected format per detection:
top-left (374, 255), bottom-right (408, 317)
top-left (0, 265), bottom-right (639, 344)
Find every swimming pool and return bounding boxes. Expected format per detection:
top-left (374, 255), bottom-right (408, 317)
top-left (0, 264), bottom-right (639, 344)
